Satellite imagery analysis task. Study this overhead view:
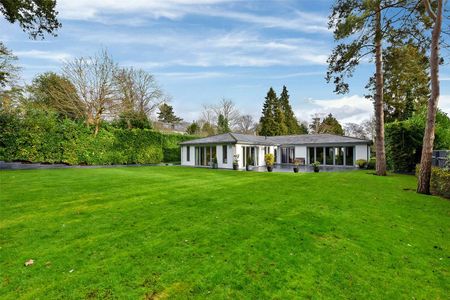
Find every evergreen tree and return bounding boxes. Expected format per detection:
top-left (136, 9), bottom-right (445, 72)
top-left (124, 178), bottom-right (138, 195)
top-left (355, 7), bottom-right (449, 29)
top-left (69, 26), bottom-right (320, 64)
top-left (158, 103), bottom-right (182, 128)
top-left (299, 122), bottom-right (309, 134)
top-left (273, 101), bottom-right (288, 135)
top-left (279, 86), bottom-right (301, 134)
top-left (217, 114), bottom-right (231, 133)
top-left (258, 87), bottom-right (278, 136)
top-left (186, 121), bottom-right (200, 135)
top-left (318, 114), bottom-right (344, 135)
top-left (201, 122), bottom-right (215, 136)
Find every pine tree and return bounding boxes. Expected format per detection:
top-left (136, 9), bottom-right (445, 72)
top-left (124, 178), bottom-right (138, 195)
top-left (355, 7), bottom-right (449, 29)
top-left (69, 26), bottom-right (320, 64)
top-left (258, 87), bottom-right (278, 136)
top-left (273, 100), bottom-right (288, 135)
top-left (158, 103), bottom-right (182, 128)
top-left (279, 86), bottom-right (301, 134)
top-left (217, 114), bottom-right (231, 133)
top-left (318, 114), bottom-right (344, 135)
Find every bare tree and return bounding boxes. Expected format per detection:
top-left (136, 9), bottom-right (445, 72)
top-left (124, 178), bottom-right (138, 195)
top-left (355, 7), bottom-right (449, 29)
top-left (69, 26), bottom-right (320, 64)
top-left (115, 67), bottom-right (163, 128)
top-left (52, 50), bottom-right (118, 135)
top-left (211, 98), bottom-right (240, 128)
top-left (236, 115), bottom-right (257, 134)
top-left (344, 122), bottom-right (370, 139)
top-left (418, 0), bottom-right (444, 194)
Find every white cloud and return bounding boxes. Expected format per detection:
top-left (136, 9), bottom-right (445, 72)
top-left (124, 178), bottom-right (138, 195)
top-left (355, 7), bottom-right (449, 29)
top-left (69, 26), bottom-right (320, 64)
top-left (294, 95), bottom-right (374, 124)
top-left (15, 50), bottom-right (72, 62)
top-left (56, 0), bottom-right (329, 34)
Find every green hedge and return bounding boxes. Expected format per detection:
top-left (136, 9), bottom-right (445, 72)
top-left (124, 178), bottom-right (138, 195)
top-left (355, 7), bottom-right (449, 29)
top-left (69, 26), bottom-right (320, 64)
top-left (416, 165), bottom-right (450, 199)
top-left (385, 110), bottom-right (450, 173)
top-left (0, 109), bottom-right (197, 165)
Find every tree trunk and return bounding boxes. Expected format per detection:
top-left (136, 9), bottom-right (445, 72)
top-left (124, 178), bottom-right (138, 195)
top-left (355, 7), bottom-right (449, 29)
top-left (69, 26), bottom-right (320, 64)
top-left (374, 4), bottom-right (387, 176)
top-left (417, 0), bottom-right (442, 194)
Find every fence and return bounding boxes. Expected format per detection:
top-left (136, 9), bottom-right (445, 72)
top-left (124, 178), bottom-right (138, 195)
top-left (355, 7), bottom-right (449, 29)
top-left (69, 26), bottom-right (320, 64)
top-left (432, 150), bottom-right (450, 168)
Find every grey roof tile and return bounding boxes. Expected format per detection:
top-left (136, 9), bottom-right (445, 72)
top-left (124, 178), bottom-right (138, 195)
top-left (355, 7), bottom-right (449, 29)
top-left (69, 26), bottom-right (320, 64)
top-left (180, 133), bottom-right (371, 146)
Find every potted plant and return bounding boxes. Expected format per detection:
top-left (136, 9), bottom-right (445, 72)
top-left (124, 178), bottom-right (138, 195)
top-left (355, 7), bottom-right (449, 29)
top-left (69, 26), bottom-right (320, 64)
top-left (265, 153), bottom-right (274, 172)
top-left (293, 158), bottom-right (300, 173)
top-left (233, 154), bottom-right (239, 170)
top-left (311, 161), bottom-right (320, 173)
top-left (212, 156), bottom-right (218, 169)
top-left (246, 156), bottom-right (254, 171)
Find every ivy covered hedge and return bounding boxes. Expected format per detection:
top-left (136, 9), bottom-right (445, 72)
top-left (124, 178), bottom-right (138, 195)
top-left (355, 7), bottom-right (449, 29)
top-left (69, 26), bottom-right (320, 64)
top-left (385, 111), bottom-right (450, 173)
top-left (0, 109), bottom-right (196, 165)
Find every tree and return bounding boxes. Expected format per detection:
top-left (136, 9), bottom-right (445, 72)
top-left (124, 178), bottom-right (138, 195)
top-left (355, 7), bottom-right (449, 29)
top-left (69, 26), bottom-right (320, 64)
top-left (318, 113), bottom-right (344, 135)
top-left (0, 42), bottom-right (20, 88)
top-left (201, 122), bottom-right (215, 136)
top-left (211, 98), bottom-right (240, 128)
top-left (344, 122), bottom-right (370, 139)
top-left (273, 100), bottom-right (288, 135)
top-left (115, 67), bottom-right (163, 129)
top-left (217, 114), bottom-right (231, 134)
top-left (27, 72), bottom-right (82, 119)
top-left (258, 87), bottom-right (278, 136)
top-left (158, 103), bottom-right (182, 128)
top-left (279, 86), bottom-right (301, 134)
top-left (52, 50), bottom-right (118, 136)
top-left (0, 0), bottom-right (61, 39)
top-left (326, 0), bottom-right (422, 176)
top-left (309, 114), bottom-right (322, 134)
top-left (298, 121), bottom-right (309, 134)
top-left (366, 43), bottom-right (430, 122)
top-left (236, 115), bottom-right (257, 134)
top-left (186, 121), bottom-right (200, 135)
top-left (417, 0), bottom-right (444, 194)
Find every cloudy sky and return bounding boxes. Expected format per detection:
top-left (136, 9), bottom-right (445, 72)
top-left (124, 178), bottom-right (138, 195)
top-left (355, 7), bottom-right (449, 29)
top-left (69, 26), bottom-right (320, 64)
top-left (2, 0), bottom-right (450, 124)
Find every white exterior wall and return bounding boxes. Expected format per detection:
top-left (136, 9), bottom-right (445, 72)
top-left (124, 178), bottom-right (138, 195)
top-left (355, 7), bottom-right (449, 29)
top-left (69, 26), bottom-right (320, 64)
top-left (217, 144), bottom-right (233, 169)
top-left (295, 146), bottom-right (307, 162)
top-left (180, 145), bottom-right (195, 166)
top-left (355, 144), bottom-right (370, 162)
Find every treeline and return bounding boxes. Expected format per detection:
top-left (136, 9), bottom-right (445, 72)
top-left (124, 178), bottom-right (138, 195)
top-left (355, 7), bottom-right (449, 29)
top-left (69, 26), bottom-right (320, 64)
top-left (0, 109), bottom-right (195, 165)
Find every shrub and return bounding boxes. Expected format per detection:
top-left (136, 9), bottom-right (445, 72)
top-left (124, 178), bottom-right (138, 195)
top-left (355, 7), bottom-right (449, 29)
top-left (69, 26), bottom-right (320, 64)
top-left (367, 158), bottom-right (376, 170)
top-left (264, 153), bottom-right (274, 166)
top-left (356, 159), bottom-right (367, 168)
top-left (415, 165), bottom-right (450, 199)
top-left (0, 109), bottom-right (197, 165)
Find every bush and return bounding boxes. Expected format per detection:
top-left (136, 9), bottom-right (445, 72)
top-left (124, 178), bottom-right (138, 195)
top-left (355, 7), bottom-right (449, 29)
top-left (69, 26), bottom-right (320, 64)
top-left (356, 159), bottom-right (367, 168)
top-left (367, 158), bottom-right (376, 170)
top-left (0, 109), bottom-right (197, 165)
top-left (416, 165), bottom-right (450, 199)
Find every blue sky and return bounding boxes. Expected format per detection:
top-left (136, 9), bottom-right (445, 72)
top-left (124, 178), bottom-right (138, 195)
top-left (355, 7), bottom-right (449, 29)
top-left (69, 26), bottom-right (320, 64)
top-left (2, 0), bottom-right (449, 124)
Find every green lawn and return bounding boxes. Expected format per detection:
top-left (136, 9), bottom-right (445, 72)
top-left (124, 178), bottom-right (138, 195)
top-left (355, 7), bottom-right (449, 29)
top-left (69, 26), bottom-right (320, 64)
top-left (0, 167), bottom-right (449, 299)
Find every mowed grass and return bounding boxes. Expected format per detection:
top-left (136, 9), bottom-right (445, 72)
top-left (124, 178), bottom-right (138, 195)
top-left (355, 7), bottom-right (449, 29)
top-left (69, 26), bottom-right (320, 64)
top-left (0, 167), bottom-right (449, 299)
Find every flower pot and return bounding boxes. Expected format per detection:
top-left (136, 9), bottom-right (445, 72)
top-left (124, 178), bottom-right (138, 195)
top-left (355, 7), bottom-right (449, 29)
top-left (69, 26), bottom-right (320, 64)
top-left (233, 164), bottom-right (239, 170)
top-left (267, 166), bottom-right (273, 172)
top-left (293, 167), bottom-right (299, 173)
top-left (314, 166), bottom-right (319, 173)
top-left (246, 165), bottom-right (253, 171)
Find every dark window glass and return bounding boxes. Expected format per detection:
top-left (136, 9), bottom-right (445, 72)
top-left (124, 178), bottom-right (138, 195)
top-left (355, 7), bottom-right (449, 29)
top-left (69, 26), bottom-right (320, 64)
top-left (186, 146), bottom-right (190, 161)
top-left (316, 147), bottom-right (324, 164)
top-left (223, 145), bottom-right (227, 164)
top-left (326, 147), bottom-right (334, 165)
top-left (345, 147), bottom-right (354, 166)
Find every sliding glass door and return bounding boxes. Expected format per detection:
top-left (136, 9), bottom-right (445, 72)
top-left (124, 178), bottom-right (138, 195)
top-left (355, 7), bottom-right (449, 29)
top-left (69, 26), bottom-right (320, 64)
top-left (195, 146), bottom-right (216, 166)
top-left (308, 146), bottom-right (355, 166)
top-left (281, 147), bottom-right (295, 163)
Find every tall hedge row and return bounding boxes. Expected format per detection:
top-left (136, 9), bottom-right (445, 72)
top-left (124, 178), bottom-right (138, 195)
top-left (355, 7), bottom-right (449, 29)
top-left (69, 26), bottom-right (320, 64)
top-left (385, 110), bottom-right (450, 173)
top-left (0, 109), bottom-right (196, 165)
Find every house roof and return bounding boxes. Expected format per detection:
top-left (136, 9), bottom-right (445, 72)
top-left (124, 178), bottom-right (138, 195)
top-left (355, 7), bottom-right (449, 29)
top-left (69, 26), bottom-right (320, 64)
top-left (179, 133), bottom-right (371, 146)
top-left (266, 134), bottom-right (371, 145)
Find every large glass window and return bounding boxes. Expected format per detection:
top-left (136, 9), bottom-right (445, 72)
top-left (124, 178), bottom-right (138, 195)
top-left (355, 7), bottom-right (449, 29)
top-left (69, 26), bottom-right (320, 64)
top-left (326, 147), bottom-right (334, 165)
top-left (308, 147), bottom-right (314, 164)
top-left (335, 147), bottom-right (344, 165)
top-left (345, 147), bottom-right (354, 166)
top-left (222, 145), bottom-right (227, 164)
top-left (316, 147), bottom-right (324, 165)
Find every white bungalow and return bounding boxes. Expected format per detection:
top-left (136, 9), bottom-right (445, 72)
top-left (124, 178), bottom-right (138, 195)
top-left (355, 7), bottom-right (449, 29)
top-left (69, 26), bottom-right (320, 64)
top-left (180, 133), bottom-right (371, 169)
